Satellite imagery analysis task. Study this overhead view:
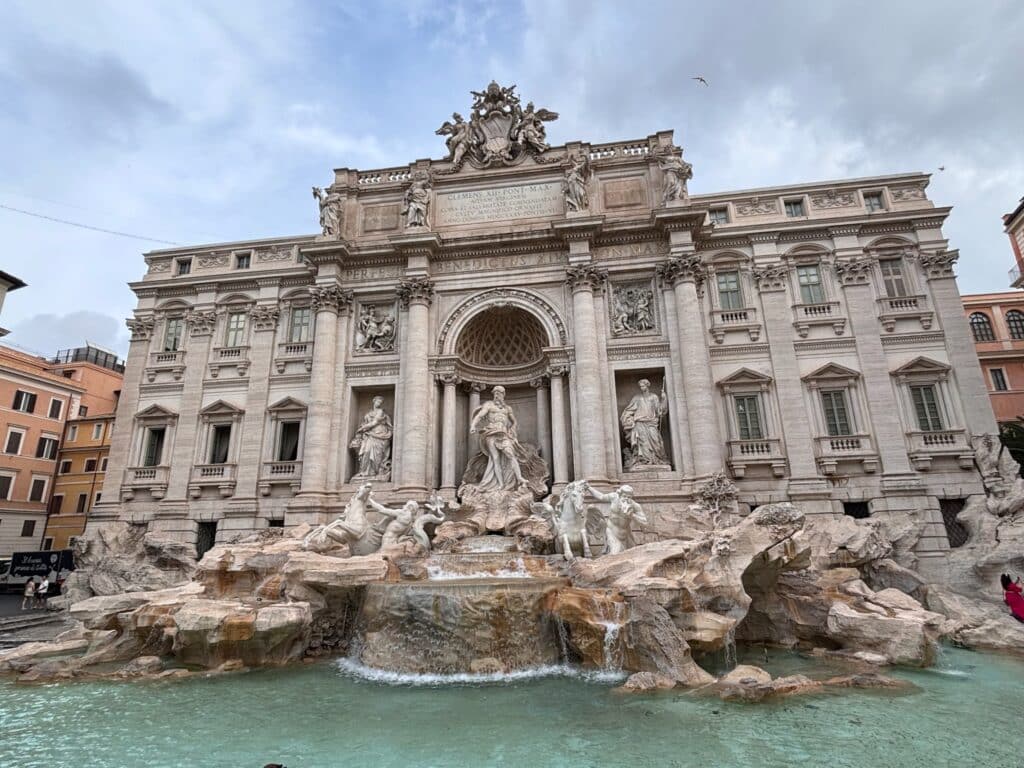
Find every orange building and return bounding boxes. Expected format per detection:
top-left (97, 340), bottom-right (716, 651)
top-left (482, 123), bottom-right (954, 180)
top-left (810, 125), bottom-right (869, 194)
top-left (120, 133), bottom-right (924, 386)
top-left (0, 344), bottom-right (123, 556)
top-left (1006, 198), bottom-right (1024, 287)
top-left (963, 292), bottom-right (1024, 424)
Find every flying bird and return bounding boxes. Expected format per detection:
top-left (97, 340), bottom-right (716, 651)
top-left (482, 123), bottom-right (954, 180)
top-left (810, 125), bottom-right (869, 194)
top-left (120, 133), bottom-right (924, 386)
top-left (692, 76), bottom-right (709, 87)
top-left (938, 166), bottom-right (946, 171)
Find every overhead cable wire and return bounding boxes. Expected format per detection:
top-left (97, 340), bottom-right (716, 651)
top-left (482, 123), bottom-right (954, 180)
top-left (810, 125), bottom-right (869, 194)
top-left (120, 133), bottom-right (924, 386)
top-left (0, 203), bottom-right (181, 246)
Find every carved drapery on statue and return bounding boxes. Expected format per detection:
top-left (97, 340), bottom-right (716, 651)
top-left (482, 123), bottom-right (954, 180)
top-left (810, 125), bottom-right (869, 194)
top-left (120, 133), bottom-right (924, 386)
top-left (402, 171), bottom-right (431, 228)
top-left (563, 153), bottom-right (590, 212)
top-left (350, 396), bottom-right (393, 481)
top-left (620, 379), bottom-right (670, 471)
top-left (435, 81), bottom-right (559, 171)
top-left (312, 186), bottom-right (344, 238)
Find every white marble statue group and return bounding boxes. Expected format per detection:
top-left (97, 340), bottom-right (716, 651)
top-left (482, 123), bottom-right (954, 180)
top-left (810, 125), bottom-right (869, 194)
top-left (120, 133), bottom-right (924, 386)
top-left (532, 479), bottom-right (647, 561)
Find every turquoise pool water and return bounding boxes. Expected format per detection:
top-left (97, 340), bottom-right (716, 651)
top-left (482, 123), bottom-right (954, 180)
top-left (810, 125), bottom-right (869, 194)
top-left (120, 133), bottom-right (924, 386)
top-left (2, 648), bottom-right (1022, 768)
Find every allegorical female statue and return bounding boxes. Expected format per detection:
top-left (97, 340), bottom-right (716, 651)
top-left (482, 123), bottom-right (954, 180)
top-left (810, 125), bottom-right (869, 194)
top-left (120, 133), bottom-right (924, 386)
top-left (403, 171), bottom-right (431, 228)
top-left (469, 386), bottom-right (528, 491)
top-left (350, 396), bottom-right (393, 480)
top-left (620, 378), bottom-right (670, 470)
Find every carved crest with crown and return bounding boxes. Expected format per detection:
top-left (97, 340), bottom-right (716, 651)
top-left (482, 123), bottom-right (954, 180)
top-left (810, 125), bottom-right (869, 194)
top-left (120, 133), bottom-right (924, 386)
top-left (435, 81), bottom-right (559, 171)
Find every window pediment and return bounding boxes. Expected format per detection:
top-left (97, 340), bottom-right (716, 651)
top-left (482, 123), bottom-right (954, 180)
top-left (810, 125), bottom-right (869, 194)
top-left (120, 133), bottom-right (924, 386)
top-left (199, 399), bottom-right (245, 417)
top-left (135, 404), bottom-right (178, 422)
top-left (267, 396), bottom-right (307, 414)
top-left (802, 362), bottom-right (861, 385)
top-left (892, 356), bottom-right (950, 377)
top-left (717, 367), bottom-right (772, 392)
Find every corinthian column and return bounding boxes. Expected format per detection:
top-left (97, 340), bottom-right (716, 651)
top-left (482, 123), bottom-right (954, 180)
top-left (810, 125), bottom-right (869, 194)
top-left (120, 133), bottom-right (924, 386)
top-left (297, 283), bottom-right (352, 497)
top-left (548, 366), bottom-right (570, 488)
top-left (397, 277), bottom-right (435, 491)
top-left (531, 376), bottom-right (552, 474)
top-left (438, 373), bottom-right (460, 494)
top-left (566, 265), bottom-right (609, 481)
top-left (657, 255), bottom-right (722, 476)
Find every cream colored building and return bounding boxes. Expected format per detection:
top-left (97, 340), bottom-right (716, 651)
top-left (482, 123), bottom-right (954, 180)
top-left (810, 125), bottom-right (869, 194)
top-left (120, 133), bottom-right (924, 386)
top-left (90, 85), bottom-right (995, 574)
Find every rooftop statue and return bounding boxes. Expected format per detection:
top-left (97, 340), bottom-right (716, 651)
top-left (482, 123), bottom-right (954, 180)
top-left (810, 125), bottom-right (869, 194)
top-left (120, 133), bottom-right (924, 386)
top-left (436, 81), bottom-right (559, 170)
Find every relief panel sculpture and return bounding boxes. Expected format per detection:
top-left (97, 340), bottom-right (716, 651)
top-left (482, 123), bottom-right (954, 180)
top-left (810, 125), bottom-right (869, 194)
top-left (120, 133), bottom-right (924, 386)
top-left (610, 283), bottom-right (656, 336)
top-left (355, 303), bottom-right (397, 353)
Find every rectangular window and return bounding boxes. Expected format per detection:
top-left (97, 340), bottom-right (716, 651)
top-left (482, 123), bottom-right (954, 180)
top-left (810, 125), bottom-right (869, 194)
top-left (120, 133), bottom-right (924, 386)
top-left (176, 258), bottom-right (192, 276)
top-left (709, 208), bottom-right (729, 225)
top-left (4, 429), bottom-right (24, 455)
top-left (289, 307), bottom-right (312, 343)
top-left (235, 252), bottom-right (251, 269)
top-left (991, 368), bottom-right (1009, 392)
top-left (78, 405), bottom-right (88, 418)
top-left (196, 521), bottom-right (218, 559)
top-left (48, 398), bottom-right (63, 419)
top-left (734, 395), bottom-right (764, 440)
top-left (209, 424), bottom-right (232, 464)
top-left (42, 537), bottom-right (53, 550)
top-left (49, 495), bottom-right (63, 515)
top-left (84, 458), bottom-right (98, 472)
top-left (910, 385), bottom-right (944, 431)
top-left (12, 390), bottom-right (37, 413)
top-left (29, 477), bottom-right (47, 502)
top-left (716, 271), bottom-right (743, 310)
top-left (75, 493), bottom-right (88, 514)
top-left (92, 423), bottom-right (103, 440)
top-left (164, 317), bottom-right (185, 352)
top-left (100, 457), bottom-right (108, 471)
top-left (0, 474), bottom-right (12, 500)
top-left (225, 312), bottom-right (247, 348)
top-left (35, 436), bottom-right (58, 460)
top-left (785, 199), bottom-right (805, 217)
top-left (68, 424), bottom-right (78, 442)
top-left (59, 460), bottom-right (72, 474)
top-left (277, 421), bottom-right (301, 462)
top-left (820, 390), bottom-right (852, 436)
top-left (796, 265), bottom-right (825, 304)
top-left (21, 520), bottom-right (36, 537)
top-left (879, 259), bottom-right (908, 297)
top-left (864, 192), bottom-right (885, 212)
top-left (95, 492), bottom-right (102, 504)
top-left (143, 427), bottom-right (166, 467)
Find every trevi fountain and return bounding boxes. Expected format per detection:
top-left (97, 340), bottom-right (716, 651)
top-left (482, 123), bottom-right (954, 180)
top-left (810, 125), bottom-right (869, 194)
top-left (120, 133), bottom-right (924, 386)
top-left (4, 84), bottom-right (1024, 767)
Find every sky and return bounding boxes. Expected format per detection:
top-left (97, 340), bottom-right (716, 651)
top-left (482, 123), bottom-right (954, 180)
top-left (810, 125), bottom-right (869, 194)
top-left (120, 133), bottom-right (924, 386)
top-left (0, 1), bottom-right (1022, 358)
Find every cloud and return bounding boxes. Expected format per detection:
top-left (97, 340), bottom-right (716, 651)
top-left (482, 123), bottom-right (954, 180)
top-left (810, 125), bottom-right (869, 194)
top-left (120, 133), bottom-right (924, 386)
top-left (5, 311), bottom-right (127, 358)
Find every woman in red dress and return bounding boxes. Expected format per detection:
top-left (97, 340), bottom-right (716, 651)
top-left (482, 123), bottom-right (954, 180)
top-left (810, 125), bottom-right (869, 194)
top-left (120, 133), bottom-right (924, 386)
top-left (1001, 574), bottom-right (1024, 623)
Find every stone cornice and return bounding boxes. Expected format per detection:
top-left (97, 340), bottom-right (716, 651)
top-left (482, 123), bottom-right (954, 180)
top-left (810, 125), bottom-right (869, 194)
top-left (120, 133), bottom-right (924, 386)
top-left (390, 231), bottom-right (442, 256)
top-left (551, 215), bottom-right (604, 241)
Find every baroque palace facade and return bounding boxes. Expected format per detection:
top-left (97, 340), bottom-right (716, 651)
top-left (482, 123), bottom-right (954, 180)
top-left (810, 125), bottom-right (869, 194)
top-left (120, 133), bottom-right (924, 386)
top-left (91, 83), bottom-right (995, 572)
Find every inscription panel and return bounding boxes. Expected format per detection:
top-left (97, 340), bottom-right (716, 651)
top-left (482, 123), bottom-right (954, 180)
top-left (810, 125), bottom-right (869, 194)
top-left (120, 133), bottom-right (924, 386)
top-left (433, 251), bottom-right (566, 275)
top-left (436, 182), bottom-right (563, 226)
top-left (603, 178), bottom-right (647, 209)
top-left (362, 204), bottom-right (400, 233)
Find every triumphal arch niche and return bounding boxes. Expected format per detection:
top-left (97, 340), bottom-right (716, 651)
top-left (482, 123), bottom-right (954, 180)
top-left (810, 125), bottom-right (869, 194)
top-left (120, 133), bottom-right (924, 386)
top-left (109, 77), bottom-right (992, 563)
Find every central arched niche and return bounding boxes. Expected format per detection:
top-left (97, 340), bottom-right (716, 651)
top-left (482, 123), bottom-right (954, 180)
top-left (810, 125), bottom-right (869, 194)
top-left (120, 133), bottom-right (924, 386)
top-left (455, 306), bottom-right (548, 369)
top-left (450, 305), bottom-right (554, 482)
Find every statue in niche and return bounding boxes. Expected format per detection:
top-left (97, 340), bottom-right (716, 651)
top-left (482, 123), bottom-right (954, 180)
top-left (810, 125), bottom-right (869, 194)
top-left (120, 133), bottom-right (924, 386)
top-left (657, 150), bottom-right (692, 205)
top-left (355, 304), bottom-right (396, 352)
top-left (611, 286), bottom-right (655, 336)
top-left (402, 171), bottom-right (431, 228)
top-left (449, 385), bottom-right (549, 536)
top-left (584, 482), bottom-right (648, 554)
top-left (563, 153), bottom-right (590, 212)
top-left (620, 379), bottom-right (670, 471)
top-left (312, 186), bottom-right (343, 237)
top-left (435, 112), bottom-right (473, 169)
top-left (350, 396), bottom-right (393, 481)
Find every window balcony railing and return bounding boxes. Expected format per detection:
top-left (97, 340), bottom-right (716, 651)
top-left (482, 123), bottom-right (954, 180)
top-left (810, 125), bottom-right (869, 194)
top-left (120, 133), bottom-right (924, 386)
top-left (791, 301), bottom-right (846, 338)
top-left (275, 340), bottom-right (314, 374)
top-left (209, 347), bottom-right (250, 379)
top-left (726, 438), bottom-right (787, 478)
top-left (906, 429), bottom-right (973, 471)
top-left (189, 463), bottom-right (238, 498)
top-left (813, 434), bottom-right (879, 474)
top-left (709, 307), bottom-right (761, 343)
top-left (150, 350), bottom-right (186, 366)
top-left (121, 465), bottom-right (169, 501)
top-left (258, 460), bottom-right (303, 496)
top-left (876, 294), bottom-right (933, 332)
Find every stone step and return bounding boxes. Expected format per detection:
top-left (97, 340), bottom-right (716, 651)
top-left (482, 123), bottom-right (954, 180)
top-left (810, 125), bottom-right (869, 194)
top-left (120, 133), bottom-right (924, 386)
top-left (0, 613), bottom-right (64, 634)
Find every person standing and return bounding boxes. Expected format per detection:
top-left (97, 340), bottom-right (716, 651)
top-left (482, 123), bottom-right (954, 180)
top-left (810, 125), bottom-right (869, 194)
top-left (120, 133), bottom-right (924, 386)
top-left (36, 576), bottom-right (49, 610)
top-left (21, 578), bottom-right (35, 611)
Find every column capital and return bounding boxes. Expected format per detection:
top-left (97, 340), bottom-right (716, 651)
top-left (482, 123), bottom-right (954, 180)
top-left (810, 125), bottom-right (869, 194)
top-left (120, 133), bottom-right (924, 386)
top-left (464, 380), bottom-right (488, 394)
top-left (530, 375), bottom-right (550, 390)
top-left (250, 303), bottom-right (281, 332)
top-left (565, 264), bottom-right (608, 293)
top-left (752, 262), bottom-right (789, 293)
top-left (914, 249), bottom-right (959, 280)
top-left (126, 316), bottom-right (155, 342)
top-left (309, 284), bottom-right (354, 314)
top-left (834, 255), bottom-right (878, 287)
top-left (397, 276), bottom-right (435, 308)
top-left (547, 364), bottom-right (568, 377)
top-left (656, 255), bottom-right (706, 289)
top-left (436, 372), bottom-right (461, 386)
top-left (186, 309), bottom-right (218, 337)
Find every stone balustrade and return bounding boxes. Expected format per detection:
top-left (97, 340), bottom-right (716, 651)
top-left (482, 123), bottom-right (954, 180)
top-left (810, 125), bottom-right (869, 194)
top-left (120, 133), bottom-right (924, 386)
top-left (188, 463), bottom-right (238, 498)
top-left (726, 438), bottom-right (787, 478)
top-left (813, 434), bottom-right (879, 474)
top-left (906, 429), bottom-right (973, 471)
top-left (791, 301), bottom-right (846, 337)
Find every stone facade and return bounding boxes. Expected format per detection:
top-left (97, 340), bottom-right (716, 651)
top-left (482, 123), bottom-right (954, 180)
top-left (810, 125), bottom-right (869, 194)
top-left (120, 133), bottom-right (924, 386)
top-left (88, 88), bottom-right (996, 577)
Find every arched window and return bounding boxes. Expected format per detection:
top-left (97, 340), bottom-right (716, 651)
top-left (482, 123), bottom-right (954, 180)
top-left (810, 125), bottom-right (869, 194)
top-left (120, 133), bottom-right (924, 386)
top-left (970, 313), bottom-right (995, 342)
top-left (1007, 310), bottom-right (1024, 340)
